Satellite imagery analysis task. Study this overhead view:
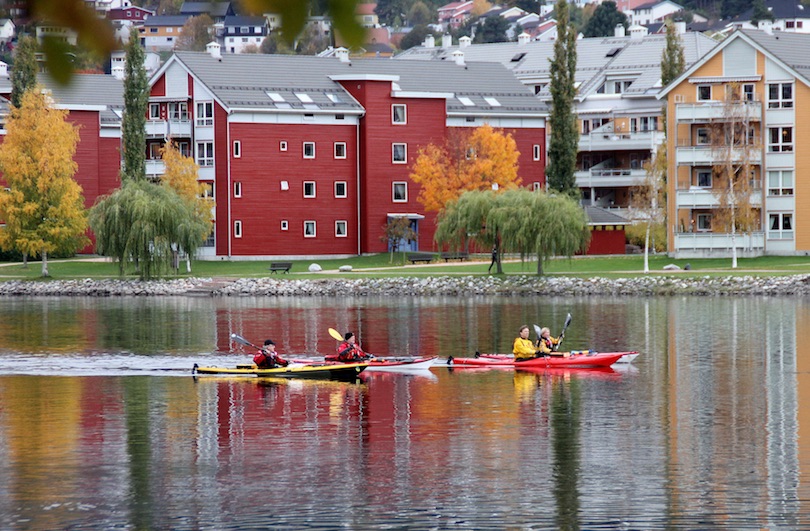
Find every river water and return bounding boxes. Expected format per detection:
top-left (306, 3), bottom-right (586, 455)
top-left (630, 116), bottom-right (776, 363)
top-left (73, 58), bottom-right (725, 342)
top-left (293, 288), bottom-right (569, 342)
top-left (0, 295), bottom-right (808, 529)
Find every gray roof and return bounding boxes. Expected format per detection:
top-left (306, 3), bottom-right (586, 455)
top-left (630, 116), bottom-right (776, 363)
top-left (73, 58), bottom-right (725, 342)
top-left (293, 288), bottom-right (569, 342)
top-left (734, 0), bottom-right (809, 22)
top-left (170, 51), bottom-right (547, 115)
top-left (396, 32), bottom-right (718, 101)
top-left (223, 15), bottom-right (267, 27)
top-left (143, 15), bottom-right (190, 27)
top-left (738, 29), bottom-right (810, 82)
top-left (42, 74), bottom-right (124, 124)
top-left (585, 206), bottom-right (631, 225)
top-left (180, 1), bottom-right (233, 17)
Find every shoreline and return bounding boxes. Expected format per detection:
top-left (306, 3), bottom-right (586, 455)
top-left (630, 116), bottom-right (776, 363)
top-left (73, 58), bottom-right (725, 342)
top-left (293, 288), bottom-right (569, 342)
top-left (0, 274), bottom-right (809, 296)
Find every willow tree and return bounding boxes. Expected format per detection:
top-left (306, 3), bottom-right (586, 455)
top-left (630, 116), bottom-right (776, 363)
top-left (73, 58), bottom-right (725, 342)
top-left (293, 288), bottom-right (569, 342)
top-left (435, 190), bottom-right (503, 273)
top-left (0, 90), bottom-right (89, 276)
top-left (410, 124), bottom-right (521, 212)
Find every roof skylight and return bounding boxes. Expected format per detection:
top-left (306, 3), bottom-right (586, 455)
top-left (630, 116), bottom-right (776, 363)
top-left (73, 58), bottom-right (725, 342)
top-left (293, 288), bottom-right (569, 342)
top-left (457, 96), bottom-right (475, 106)
top-left (295, 93), bottom-right (314, 103)
top-left (484, 97), bottom-right (501, 107)
top-left (266, 92), bottom-right (285, 102)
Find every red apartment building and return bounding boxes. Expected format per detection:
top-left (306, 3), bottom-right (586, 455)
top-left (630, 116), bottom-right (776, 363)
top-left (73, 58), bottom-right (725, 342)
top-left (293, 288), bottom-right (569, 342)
top-left (146, 48), bottom-right (547, 259)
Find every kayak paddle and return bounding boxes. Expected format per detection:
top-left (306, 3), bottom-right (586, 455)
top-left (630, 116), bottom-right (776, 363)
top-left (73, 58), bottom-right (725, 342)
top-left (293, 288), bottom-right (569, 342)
top-left (555, 313), bottom-right (572, 351)
top-left (328, 327), bottom-right (343, 341)
top-left (231, 333), bottom-right (263, 351)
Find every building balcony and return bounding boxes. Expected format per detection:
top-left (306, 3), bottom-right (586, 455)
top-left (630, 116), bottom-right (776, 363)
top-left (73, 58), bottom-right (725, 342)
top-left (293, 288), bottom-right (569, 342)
top-left (579, 129), bottom-right (664, 151)
top-left (675, 101), bottom-right (762, 122)
top-left (146, 159), bottom-right (165, 177)
top-left (575, 167), bottom-right (647, 188)
top-left (145, 119), bottom-right (192, 138)
top-left (146, 120), bottom-right (167, 137)
top-left (674, 231), bottom-right (765, 252)
top-left (675, 187), bottom-right (762, 209)
top-left (675, 145), bottom-right (762, 166)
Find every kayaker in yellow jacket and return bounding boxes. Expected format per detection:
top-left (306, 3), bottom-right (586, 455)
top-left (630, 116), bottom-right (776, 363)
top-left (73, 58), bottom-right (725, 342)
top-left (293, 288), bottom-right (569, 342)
top-left (513, 325), bottom-right (541, 360)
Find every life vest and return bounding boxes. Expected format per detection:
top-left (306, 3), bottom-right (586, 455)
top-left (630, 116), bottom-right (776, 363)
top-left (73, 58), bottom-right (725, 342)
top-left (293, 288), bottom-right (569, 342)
top-left (254, 350), bottom-right (288, 368)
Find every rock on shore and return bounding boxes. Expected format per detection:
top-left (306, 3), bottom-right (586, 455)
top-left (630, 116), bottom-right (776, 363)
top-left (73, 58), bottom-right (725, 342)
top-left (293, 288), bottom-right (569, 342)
top-left (1, 275), bottom-right (809, 296)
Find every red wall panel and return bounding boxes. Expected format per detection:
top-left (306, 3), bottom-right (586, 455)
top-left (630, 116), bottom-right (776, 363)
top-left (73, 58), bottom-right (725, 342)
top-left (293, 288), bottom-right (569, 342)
top-left (586, 228), bottom-right (627, 255)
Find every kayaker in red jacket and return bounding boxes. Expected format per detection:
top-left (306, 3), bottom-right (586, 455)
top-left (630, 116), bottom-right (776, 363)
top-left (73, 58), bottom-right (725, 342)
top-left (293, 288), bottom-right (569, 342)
top-left (336, 332), bottom-right (372, 362)
top-left (253, 339), bottom-right (289, 368)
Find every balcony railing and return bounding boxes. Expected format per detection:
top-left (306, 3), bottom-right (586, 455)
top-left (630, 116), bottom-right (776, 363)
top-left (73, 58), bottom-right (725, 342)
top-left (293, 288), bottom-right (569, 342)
top-left (575, 167), bottom-right (647, 187)
top-left (145, 119), bottom-right (192, 138)
top-left (579, 129), bottom-right (663, 151)
top-left (674, 231), bottom-right (765, 251)
top-left (675, 145), bottom-right (762, 165)
top-left (146, 159), bottom-right (165, 177)
top-left (675, 101), bottom-right (762, 122)
top-left (675, 186), bottom-right (762, 209)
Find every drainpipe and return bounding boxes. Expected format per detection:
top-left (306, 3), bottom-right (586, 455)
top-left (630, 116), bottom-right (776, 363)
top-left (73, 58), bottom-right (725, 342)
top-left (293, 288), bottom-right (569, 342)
top-left (226, 109), bottom-right (232, 258)
top-left (356, 116), bottom-right (361, 256)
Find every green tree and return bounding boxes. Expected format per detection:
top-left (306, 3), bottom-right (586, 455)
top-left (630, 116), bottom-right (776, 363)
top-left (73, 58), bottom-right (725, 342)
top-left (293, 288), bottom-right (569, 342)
top-left (10, 36), bottom-right (37, 109)
top-left (582, 1), bottom-right (628, 37)
top-left (474, 16), bottom-right (510, 43)
top-left (661, 19), bottom-right (686, 87)
top-left (546, 0), bottom-right (579, 195)
top-left (176, 14), bottom-right (215, 51)
top-left (435, 190), bottom-right (504, 273)
top-left (400, 24), bottom-right (435, 50)
top-left (121, 35), bottom-right (147, 182)
top-left (260, 33), bottom-right (293, 54)
top-left (375, 0), bottom-right (409, 27)
top-left (407, 1), bottom-right (432, 26)
top-left (0, 90), bottom-right (89, 276)
top-left (751, 0), bottom-right (774, 26)
top-left (157, 0), bottom-right (182, 14)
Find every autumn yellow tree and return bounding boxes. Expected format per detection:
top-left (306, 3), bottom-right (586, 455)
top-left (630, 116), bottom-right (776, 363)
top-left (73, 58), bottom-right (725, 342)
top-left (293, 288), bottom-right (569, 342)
top-left (410, 124), bottom-right (521, 212)
top-left (0, 89), bottom-right (89, 276)
top-left (159, 141), bottom-right (214, 272)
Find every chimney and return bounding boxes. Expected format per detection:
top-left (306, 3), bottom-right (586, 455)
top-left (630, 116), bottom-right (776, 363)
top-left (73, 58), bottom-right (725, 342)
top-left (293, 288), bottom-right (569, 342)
top-left (452, 49), bottom-right (465, 66)
top-left (335, 47), bottom-right (350, 63)
top-left (518, 32), bottom-right (530, 45)
top-left (760, 20), bottom-right (774, 34)
top-left (629, 24), bottom-right (647, 39)
top-left (615, 24), bottom-right (626, 37)
top-left (425, 34), bottom-right (435, 48)
top-left (674, 20), bottom-right (686, 34)
top-left (206, 41), bottom-right (221, 59)
top-left (111, 65), bottom-right (124, 80)
top-left (459, 35), bottom-right (472, 49)
top-left (442, 33), bottom-right (452, 48)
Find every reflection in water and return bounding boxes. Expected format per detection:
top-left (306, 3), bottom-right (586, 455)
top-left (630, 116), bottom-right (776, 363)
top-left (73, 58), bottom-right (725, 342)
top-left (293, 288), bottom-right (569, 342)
top-left (0, 297), bottom-right (807, 528)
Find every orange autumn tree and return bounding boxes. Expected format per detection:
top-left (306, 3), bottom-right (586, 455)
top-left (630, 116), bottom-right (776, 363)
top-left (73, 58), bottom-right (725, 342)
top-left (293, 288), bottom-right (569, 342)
top-left (410, 124), bottom-right (521, 212)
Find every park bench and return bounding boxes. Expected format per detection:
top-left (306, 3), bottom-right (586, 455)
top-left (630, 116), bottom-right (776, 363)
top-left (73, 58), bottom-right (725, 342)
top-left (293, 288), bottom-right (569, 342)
top-left (406, 252), bottom-right (435, 264)
top-left (269, 262), bottom-right (293, 274)
top-left (440, 251), bottom-right (470, 262)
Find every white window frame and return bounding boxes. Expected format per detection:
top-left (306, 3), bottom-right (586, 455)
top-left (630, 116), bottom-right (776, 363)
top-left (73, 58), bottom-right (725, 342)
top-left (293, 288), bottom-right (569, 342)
top-left (233, 140), bottom-right (241, 158)
top-left (696, 127), bottom-right (710, 145)
top-left (281, 220), bottom-right (288, 231)
top-left (335, 220), bottom-right (348, 237)
top-left (533, 145), bottom-right (541, 161)
top-left (196, 141), bottom-right (214, 167)
top-left (280, 141), bottom-right (288, 151)
top-left (768, 170), bottom-right (794, 196)
top-left (532, 182), bottom-right (541, 191)
top-left (195, 101), bottom-right (214, 126)
top-left (149, 102), bottom-right (160, 120)
top-left (234, 220), bottom-right (242, 238)
top-left (696, 169), bottom-right (712, 188)
top-left (768, 213), bottom-right (793, 239)
top-left (303, 142), bottom-right (315, 159)
top-left (304, 220), bottom-right (316, 238)
top-left (303, 181), bottom-right (316, 198)
top-left (697, 85), bottom-right (711, 101)
top-left (392, 104), bottom-right (407, 124)
top-left (233, 181), bottom-right (242, 198)
top-left (334, 181), bottom-right (347, 198)
top-left (696, 214), bottom-right (712, 232)
top-left (393, 182), bottom-right (407, 202)
top-left (768, 83), bottom-right (793, 109)
top-left (768, 127), bottom-right (793, 152)
top-left (334, 142), bottom-right (346, 159)
top-left (392, 143), bottom-right (407, 164)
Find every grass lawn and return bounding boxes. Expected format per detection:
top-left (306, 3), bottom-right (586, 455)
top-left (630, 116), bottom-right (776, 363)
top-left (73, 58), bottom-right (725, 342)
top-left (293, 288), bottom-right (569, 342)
top-left (1, 253), bottom-right (810, 280)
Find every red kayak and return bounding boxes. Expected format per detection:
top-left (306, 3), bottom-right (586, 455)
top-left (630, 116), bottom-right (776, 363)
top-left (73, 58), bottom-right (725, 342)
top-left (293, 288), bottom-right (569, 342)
top-left (447, 351), bottom-right (634, 368)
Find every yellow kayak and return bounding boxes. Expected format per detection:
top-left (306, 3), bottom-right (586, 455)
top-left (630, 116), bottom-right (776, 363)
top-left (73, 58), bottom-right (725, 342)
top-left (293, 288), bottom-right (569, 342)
top-left (192, 362), bottom-right (368, 381)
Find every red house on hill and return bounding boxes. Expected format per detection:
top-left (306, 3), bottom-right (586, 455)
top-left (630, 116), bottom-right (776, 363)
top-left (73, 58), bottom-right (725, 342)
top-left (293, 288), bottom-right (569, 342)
top-left (146, 48), bottom-right (548, 259)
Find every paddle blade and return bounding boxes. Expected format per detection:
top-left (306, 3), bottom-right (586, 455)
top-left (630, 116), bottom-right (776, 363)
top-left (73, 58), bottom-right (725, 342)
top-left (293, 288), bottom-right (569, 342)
top-left (533, 324), bottom-right (543, 341)
top-left (231, 333), bottom-right (253, 347)
top-left (562, 313), bottom-right (572, 334)
top-left (328, 327), bottom-right (344, 341)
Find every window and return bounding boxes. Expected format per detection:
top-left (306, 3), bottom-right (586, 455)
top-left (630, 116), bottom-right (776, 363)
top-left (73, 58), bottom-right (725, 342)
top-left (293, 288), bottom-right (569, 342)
top-left (696, 170), bottom-right (712, 188)
top-left (393, 182), bottom-right (407, 202)
top-left (697, 85), bottom-right (711, 101)
top-left (696, 128), bottom-right (710, 145)
top-left (768, 83), bottom-right (793, 108)
top-left (148, 142), bottom-right (162, 159)
top-left (234, 182), bottom-right (242, 198)
top-left (177, 141), bottom-right (190, 157)
top-left (233, 140), bottom-right (241, 158)
top-left (335, 181), bottom-right (347, 198)
top-left (768, 127), bottom-right (793, 152)
top-left (234, 220), bottom-right (242, 238)
top-left (149, 103), bottom-right (160, 119)
top-left (304, 181), bottom-right (316, 198)
top-left (200, 182), bottom-right (214, 199)
top-left (768, 170), bottom-right (794, 196)
top-left (304, 220), bottom-right (316, 237)
top-left (168, 102), bottom-right (188, 120)
top-left (533, 145), bottom-right (541, 161)
top-left (532, 182), bottom-right (541, 191)
top-left (335, 220), bottom-right (348, 237)
top-left (742, 84), bottom-right (755, 102)
top-left (196, 142), bottom-right (214, 166)
top-left (281, 220), bottom-right (288, 231)
top-left (392, 143), bottom-right (407, 163)
top-left (392, 104), bottom-right (407, 124)
top-left (334, 142), bottom-right (346, 159)
top-left (280, 141), bottom-right (287, 151)
top-left (696, 214), bottom-right (712, 231)
top-left (769, 213), bottom-right (793, 239)
top-left (303, 142), bottom-right (315, 158)
top-left (196, 101), bottom-right (214, 126)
